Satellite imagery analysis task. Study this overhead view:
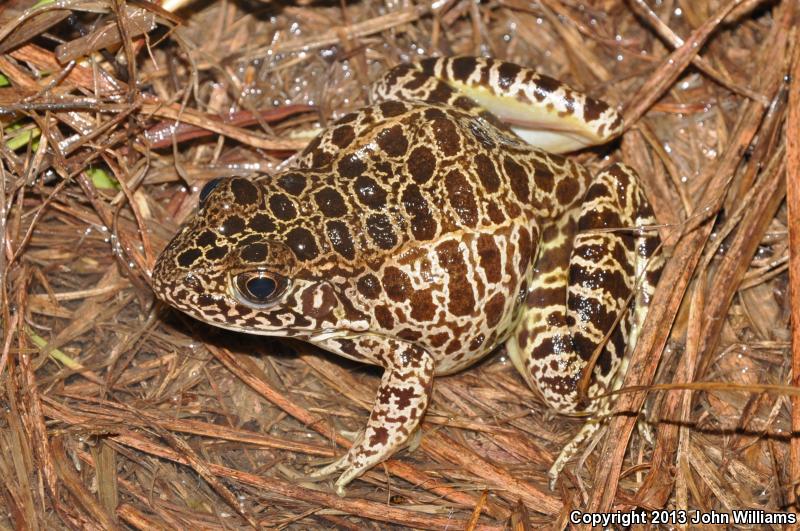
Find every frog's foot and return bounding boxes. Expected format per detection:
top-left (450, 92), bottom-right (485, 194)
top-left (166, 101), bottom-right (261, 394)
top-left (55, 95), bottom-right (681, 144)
top-left (306, 433), bottom-right (362, 481)
top-left (547, 417), bottom-right (603, 489)
top-left (307, 339), bottom-right (435, 496)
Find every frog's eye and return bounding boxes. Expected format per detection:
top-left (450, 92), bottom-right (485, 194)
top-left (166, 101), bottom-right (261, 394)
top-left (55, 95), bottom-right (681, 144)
top-left (233, 271), bottom-right (287, 308)
top-left (199, 178), bottom-right (222, 208)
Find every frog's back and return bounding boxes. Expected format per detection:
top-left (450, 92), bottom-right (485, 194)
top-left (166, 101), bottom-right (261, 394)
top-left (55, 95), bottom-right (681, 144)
top-left (280, 99), bottom-right (591, 272)
top-left (252, 100), bottom-right (594, 372)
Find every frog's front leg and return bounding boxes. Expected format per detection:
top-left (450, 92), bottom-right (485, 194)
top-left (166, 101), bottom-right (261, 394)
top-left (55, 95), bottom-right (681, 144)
top-left (310, 336), bottom-right (434, 495)
top-left (371, 56), bottom-right (622, 153)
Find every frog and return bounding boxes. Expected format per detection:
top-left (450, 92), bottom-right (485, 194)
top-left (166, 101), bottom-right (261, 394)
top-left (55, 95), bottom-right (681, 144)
top-left (151, 56), bottom-right (663, 495)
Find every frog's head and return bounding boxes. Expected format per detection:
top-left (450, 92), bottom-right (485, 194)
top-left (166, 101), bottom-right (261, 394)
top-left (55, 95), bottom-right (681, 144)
top-left (152, 177), bottom-right (351, 337)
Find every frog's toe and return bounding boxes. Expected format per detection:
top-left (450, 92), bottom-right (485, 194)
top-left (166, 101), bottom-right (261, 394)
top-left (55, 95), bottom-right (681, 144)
top-left (406, 426), bottom-right (423, 453)
top-left (305, 447), bottom-right (378, 496)
top-left (548, 416), bottom-right (605, 488)
top-left (307, 453), bottom-right (350, 480)
top-left (333, 464), bottom-right (367, 497)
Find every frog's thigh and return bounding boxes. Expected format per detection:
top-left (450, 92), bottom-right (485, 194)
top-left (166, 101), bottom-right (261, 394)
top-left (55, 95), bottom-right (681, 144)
top-left (371, 56), bottom-right (622, 153)
top-left (312, 337), bottom-right (434, 495)
top-left (507, 163), bottom-right (661, 413)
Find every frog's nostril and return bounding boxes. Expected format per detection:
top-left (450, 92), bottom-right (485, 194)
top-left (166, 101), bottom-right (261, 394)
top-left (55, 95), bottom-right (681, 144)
top-left (183, 273), bottom-right (202, 290)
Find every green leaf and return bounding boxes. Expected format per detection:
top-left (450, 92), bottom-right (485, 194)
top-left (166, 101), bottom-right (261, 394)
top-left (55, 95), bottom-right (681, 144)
top-left (7, 127), bottom-right (41, 150)
top-left (28, 329), bottom-right (84, 371)
top-left (0, 73), bottom-right (9, 87)
top-left (87, 167), bottom-right (120, 190)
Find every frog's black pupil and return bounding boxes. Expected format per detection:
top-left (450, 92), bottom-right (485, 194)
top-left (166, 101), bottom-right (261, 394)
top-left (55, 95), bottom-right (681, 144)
top-left (246, 276), bottom-right (276, 300)
top-left (199, 178), bottom-right (222, 207)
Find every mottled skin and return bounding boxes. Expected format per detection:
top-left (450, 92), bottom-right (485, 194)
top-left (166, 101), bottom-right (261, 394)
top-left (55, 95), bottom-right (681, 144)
top-left (152, 57), bottom-right (663, 493)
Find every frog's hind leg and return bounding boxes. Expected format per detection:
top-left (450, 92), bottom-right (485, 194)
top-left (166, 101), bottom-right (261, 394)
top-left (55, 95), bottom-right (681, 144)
top-left (506, 163), bottom-right (662, 485)
top-left (371, 56), bottom-right (622, 153)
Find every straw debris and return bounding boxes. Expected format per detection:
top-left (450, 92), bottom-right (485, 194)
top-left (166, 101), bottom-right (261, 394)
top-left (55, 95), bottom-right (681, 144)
top-left (0, 0), bottom-right (796, 527)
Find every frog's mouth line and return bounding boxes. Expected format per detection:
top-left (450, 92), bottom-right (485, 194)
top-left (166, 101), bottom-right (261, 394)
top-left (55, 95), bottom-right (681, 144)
top-left (179, 299), bottom-right (320, 339)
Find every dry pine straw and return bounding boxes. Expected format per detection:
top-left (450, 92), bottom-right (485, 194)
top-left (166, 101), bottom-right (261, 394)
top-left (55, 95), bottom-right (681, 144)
top-left (0, 0), bottom-right (796, 528)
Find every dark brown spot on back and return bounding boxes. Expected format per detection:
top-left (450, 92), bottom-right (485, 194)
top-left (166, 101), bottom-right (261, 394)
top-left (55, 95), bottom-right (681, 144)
top-left (269, 194), bottom-right (297, 221)
top-left (402, 184), bottom-right (436, 240)
top-left (436, 240), bottom-right (475, 316)
top-left (206, 246), bottom-right (227, 260)
top-left (474, 153), bottom-right (500, 193)
top-left (533, 164), bottom-right (555, 194)
top-left (445, 338), bottom-right (462, 354)
top-left (177, 248), bottom-right (201, 268)
top-left (338, 154), bottom-right (366, 178)
top-left (556, 177), bottom-right (580, 206)
top-left (408, 146), bottom-right (436, 184)
top-left (285, 227), bottom-right (319, 261)
top-left (382, 266), bottom-right (410, 302)
top-left (477, 234), bottom-right (502, 283)
top-left (331, 125), bottom-right (355, 148)
top-left (312, 149), bottom-right (333, 168)
top-left (357, 274), bottom-right (382, 299)
top-left (431, 116), bottom-right (460, 157)
top-left (445, 169), bottom-right (478, 227)
top-left (249, 213), bottom-right (275, 233)
top-left (376, 124), bottom-right (409, 157)
top-left (366, 213), bottom-right (397, 250)
top-left (315, 187), bottom-right (347, 217)
top-left (196, 230), bottom-right (216, 247)
top-left (354, 176), bottom-right (387, 209)
top-left (326, 220), bottom-right (355, 260)
top-left (504, 157), bottom-right (530, 203)
top-left (277, 173), bottom-right (307, 195)
top-left (374, 305), bottom-right (395, 329)
top-left (379, 100), bottom-right (407, 117)
top-left (517, 226), bottom-right (533, 275)
top-left (410, 288), bottom-right (435, 321)
top-left (485, 292), bottom-right (506, 327)
top-left (230, 179), bottom-right (259, 205)
top-left (486, 202), bottom-right (505, 224)
top-left (221, 215), bottom-right (246, 235)
top-left (429, 332), bottom-right (449, 348)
